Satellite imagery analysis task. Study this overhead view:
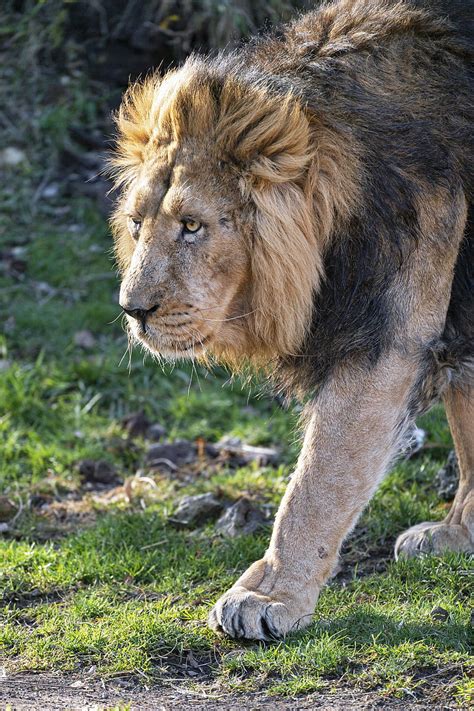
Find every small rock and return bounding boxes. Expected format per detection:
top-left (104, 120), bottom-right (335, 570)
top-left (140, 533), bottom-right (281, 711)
top-left (34, 281), bottom-right (57, 300)
top-left (147, 439), bottom-right (197, 468)
top-left (0, 248), bottom-right (27, 278)
top-left (41, 183), bottom-right (60, 199)
top-left (8, 258), bottom-right (27, 276)
top-left (169, 493), bottom-right (223, 528)
top-left (0, 523), bottom-right (10, 534)
top-left (10, 246), bottom-right (27, 259)
top-left (30, 494), bottom-right (51, 508)
top-left (146, 423), bottom-right (167, 441)
top-left (122, 410), bottom-right (150, 438)
top-left (0, 146), bottom-right (26, 166)
top-left (216, 498), bottom-right (267, 538)
top-left (203, 442), bottom-right (220, 459)
top-left (435, 450), bottom-right (459, 501)
top-left (430, 605), bottom-right (449, 622)
top-left (77, 459), bottom-right (118, 485)
top-left (0, 496), bottom-right (17, 522)
top-left (216, 437), bottom-right (280, 467)
top-left (74, 330), bottom-right (96, 349)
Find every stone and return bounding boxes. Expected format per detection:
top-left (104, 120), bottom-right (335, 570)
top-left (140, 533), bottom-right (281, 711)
top-left (0, 496), bottom-right (17, 522)
top-left (77, 459), bottom-right (118, 485)
top-left (41, 183), bottom-right (60, 199)
top-left (168, 493), bottom-right (223, 528)
top-left (34, 281), bottom-right (57, 300)
top-left (146, 439), bottom-right (197, 468)
top-left (215, 437), bottom-right (280, 467)
top-left (0, 146), bottom-right (26, 166)
top-left (430, 606), bottom-right (449, 622)
top-left (122, 410), bottom-right (150, 438)
top-left (146, 423), bottom-right (167, 441)
top-left (216, 498), bottom-right (267, 538)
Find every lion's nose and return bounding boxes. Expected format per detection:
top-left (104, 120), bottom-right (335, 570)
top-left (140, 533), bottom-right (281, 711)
top-left (121, 303), bottom-right (159, 323)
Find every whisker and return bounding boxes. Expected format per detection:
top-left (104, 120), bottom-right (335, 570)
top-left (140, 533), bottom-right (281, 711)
top-left (108, 310), bottom-right (124, 325)
top-left (196, 309), bottom-right (258, 323)
top-left (117, 345), bottom-right (129, 369)
top-left (127, 328), bottom-right (134, 374)
top-left (117, 318), bottom-right (134, 372)
top-left (192, 358), bottom-right (202, 392)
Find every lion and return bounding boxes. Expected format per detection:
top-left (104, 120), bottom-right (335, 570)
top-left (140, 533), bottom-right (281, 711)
top-left (109, 0), bottom-right (473, 640)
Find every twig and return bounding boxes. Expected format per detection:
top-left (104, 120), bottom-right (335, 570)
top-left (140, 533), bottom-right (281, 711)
top-left (147, 458), bottom-right (178, 471)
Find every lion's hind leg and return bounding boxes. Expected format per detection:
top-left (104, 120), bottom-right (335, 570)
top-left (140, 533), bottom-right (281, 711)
top-left (395, 384), bottom-right (474, 558)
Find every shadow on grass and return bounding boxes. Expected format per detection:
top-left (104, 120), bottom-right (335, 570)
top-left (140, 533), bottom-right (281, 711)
top-left (310, 609), bottom-right (471, 654)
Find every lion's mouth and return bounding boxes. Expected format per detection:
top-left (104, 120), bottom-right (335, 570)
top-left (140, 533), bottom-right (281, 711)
top-left (169, 334), bottom-right (212, 352)
top-left (134, 322), bottom-right (212, 358)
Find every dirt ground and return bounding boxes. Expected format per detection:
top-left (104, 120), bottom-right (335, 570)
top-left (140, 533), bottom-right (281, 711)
top-left (0, 672), bottom-right (458, 710)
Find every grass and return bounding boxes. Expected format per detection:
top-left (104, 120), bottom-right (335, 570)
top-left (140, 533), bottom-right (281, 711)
top-left (0, 4), bottom-right (472, 707)
top-left (1, 183), bottom-right (472, 709)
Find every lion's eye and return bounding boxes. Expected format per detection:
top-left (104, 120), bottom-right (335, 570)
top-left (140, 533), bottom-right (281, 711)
top-left (182, 219), bottom-right (202, 234)
top-left (128, 217), bottom-right (142, 239)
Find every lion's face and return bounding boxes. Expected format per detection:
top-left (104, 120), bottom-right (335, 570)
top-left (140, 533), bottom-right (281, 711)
top-left (111, 61), bottom-right (328, 364)
top-left (117, 142), bottom-right (251, 359)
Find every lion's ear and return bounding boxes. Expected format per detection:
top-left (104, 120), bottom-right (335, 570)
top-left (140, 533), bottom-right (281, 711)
top-left (109, 74), bottom-right (161, 188)
top-left (219, 90), bottom-right (312, 185)
top-left (247, 98), bottom-right (312, 187)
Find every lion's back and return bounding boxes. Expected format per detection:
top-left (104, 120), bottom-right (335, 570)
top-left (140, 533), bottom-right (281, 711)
top-left (249, 0), bottom-right (473, 201)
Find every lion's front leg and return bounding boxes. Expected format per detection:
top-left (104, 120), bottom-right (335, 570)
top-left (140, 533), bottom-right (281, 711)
top-left (209, 353), bottom-right (418, 640)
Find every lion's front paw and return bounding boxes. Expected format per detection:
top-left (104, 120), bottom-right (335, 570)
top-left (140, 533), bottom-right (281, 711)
top-left (395, 521), bottom-right (473, 559)
top-left (208, 587), bottom-right (312, 640)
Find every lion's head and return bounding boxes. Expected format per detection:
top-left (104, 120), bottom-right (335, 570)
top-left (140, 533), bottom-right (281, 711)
top-left (110, 57), bottom-right (350, 365)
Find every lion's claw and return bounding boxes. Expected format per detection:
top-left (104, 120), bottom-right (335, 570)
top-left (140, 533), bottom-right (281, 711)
top-left (208, 587), bottom-right (311, 640)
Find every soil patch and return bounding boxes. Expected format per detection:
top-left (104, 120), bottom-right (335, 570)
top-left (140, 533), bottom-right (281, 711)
top-left (0, 672), bottom-right (456, 710)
